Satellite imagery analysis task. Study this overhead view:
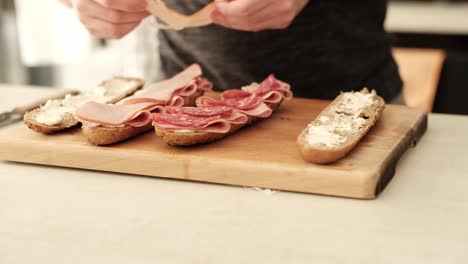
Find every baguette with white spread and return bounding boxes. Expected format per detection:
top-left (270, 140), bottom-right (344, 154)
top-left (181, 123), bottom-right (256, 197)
top-left (297, 88), bottom-right (385, 164)
top-left (77, 64), bottom-right (212, 145)
top-left (23, 77), bottom-right (144, 134)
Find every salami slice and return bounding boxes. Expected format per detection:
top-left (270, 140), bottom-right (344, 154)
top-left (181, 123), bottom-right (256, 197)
top-left (152, 113), bottom-right (221, 127)
top-left (166, 106), bottom-right (232, 117)
top-left (152, 113), bottom-right (231, 134)
top-left (195, 96), bottom-right (271, 118)
top-left (222, 90), bottom-right (262, 110)
top-left (242, 74), bottom-right (293, 103)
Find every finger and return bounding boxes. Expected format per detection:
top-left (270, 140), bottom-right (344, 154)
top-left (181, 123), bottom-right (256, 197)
top-left (243, 2), bottom-right (296, 29)
top-left (95, 0), bottom-right (147, 12)
top-left (212, 1), bottom-right (306, 32)
top-left (76, 0), bottom-right (150, 24)
top-left (81, 15), bottom-right (140, 39)
top-left (214, 0), bottom-right (270, 17)
top-left (212, 10), bottom-right (250, 31)
top-left (211, 4), bottom-right (278, 31)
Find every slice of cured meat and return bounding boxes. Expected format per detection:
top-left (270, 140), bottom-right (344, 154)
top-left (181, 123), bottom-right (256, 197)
top-left (166, 106), bottom-right (249, 124)
top-left (151, 113), bottom-right (231, 134)
top-left (195, 95), bottom-right (272, 118)
top-left (77, 101), bottom-right (152, 127)
top-left (165, 106), bottom-right (232, 117)
top-left (77, 64), bottom-right (210, 128)
top-left (122, 64), bottom-right (203, 105)
top-left (242, 74), bottom-right (292, 103)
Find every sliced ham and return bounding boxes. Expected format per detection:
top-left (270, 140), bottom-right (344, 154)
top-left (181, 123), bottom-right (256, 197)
top-left (196, 78), bottom-right (214, 91)
top-left (76, 64), bottom-right (211, 128)
top-left (172, 81), bottom-right (197, 97)
top-left (122, 64), bottom-right (203, 105)
top-left (125, 111), bottom-right (153, 127)
top-left (168, 95), bottom-right (184, 107)
top-left (77, 101), bottom-right (152, 127)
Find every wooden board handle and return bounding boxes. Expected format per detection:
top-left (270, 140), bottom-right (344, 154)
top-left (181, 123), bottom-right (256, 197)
top-left (12, 90), bottom-right (80, 116)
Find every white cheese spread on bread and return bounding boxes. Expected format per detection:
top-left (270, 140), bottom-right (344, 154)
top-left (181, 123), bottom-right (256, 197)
top-left (305, 90), bottom-right (377, 148)
top-left (35, 79), bottom-right (140, 126)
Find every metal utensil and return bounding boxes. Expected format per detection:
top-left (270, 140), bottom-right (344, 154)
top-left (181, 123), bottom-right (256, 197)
top-left (0, 90), bottom-right (79, 128)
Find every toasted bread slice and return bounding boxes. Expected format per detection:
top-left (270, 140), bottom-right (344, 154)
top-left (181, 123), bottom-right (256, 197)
top-left (154, 99), bottom-right (284, 146)
top-left (24, 111), bottom-right (77, 134)
top-left (155, 123), bottom-right (245, 146)
top-left (24, 77), bottom-right (144, 134)
top-left (82, 90), bottom-right (205, 145)
top-left (297, 88), bottom-right (385, 164)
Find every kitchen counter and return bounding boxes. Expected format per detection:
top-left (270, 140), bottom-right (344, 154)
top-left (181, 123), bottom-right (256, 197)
top-left (1, 85), bottom-right (467, 263)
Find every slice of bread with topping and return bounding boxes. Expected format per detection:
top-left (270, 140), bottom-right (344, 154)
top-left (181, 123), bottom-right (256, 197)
top-left (24, 77), bottom-right (144, 134)
top-left (297, 88), bottom-right (385, 164)
top-left (82, 90), bottom-right (205, 145)
top-left (154, 99), bottom-right (284, 146)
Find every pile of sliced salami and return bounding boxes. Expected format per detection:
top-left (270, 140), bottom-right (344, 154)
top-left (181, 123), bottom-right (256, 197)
top-left (151, 74), bottom-right (292, 144)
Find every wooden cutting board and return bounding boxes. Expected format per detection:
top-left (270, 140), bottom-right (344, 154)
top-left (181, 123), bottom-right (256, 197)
top-left (0, 98), bottom-right (427, 199)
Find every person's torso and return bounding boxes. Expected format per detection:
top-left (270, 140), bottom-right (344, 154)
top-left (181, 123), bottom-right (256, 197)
top-left (157, 0), bottom-right (401, 101)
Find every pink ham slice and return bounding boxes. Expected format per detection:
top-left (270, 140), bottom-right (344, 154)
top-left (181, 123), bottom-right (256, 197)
top-left (151, 113), bottom-right (231, 134)
top-left (196, 78), bottom-right (213, 91)
top-left (122, 64), bottom-right (203, 105)
top-left (167, 95), bottom-right (184, 107)
top-left (77, 101), bottom-right (153, 127)
top-left (76, 64), bottom-right (211, 128)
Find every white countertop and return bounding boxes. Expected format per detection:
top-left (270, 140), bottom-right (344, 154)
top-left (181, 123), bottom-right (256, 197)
top-left (386, 2), bottom-right (468, 35)
top-left (1, 85), bottom-right (467, 263)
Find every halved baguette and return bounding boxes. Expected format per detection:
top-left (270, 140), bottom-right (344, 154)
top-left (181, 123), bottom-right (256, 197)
top-left (82, 90), bottom-right (205, 145)
top-left (154, 99), bottom-right (284, 146)
top-left (24, 77), bottom-right (144, 134)
top-left (297, 88), bottom-right (385, 164)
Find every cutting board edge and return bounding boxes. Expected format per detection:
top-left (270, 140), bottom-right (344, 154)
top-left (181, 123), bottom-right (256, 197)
top-left (0, 136), bottom-right (380, 199)
top-left (374, 110), bottom-right (428, 196)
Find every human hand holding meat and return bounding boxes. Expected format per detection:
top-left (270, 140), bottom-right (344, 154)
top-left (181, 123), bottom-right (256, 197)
top-left (211, 0), bottom-right (309, 32)
top-left (67, 0), bottom-right (150, 39)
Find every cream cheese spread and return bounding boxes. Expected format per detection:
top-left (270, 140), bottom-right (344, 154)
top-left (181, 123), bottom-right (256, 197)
top-left (305, 91), bottom-right (377, 148)
top-left (35, 79), bottom-right (139, 126)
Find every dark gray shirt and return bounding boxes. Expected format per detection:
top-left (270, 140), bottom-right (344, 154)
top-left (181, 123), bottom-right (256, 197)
top-left (158, 0), bottom-right (402, 101)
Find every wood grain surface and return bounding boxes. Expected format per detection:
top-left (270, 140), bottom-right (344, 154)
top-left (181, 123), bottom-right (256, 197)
top-left (0, 98), bottom-right (427, 199)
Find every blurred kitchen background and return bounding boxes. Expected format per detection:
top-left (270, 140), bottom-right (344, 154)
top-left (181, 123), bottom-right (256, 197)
top-left (1, 0), bottom-right (468, 114)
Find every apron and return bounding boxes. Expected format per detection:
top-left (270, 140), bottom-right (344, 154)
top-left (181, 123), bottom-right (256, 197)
top-left (157, 0), bottom-right (401, 101)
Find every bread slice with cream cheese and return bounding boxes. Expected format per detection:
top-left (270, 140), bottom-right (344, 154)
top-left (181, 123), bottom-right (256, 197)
top-left (297, 88), bottom-right (385, 164)
top-left (24, 77), bottom-right (144, 134)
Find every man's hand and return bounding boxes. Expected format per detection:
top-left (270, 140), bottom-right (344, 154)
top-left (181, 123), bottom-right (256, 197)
top-left (70, 0), bottom-right (150, 39)
top-left (211, 0), bottom-right (309, 32)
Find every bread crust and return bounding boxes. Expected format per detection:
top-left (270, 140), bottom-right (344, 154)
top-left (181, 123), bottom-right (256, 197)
top-left (83, 123), bottom-right (153, 145)
top-left (23, 77), bottom-right (144, 134)
top-left (155, 99), bottom-right (284, 146)
top-left (82, 90), bottom-right (205, 145)
top-left (297, 89), bottom-right (385, 164)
